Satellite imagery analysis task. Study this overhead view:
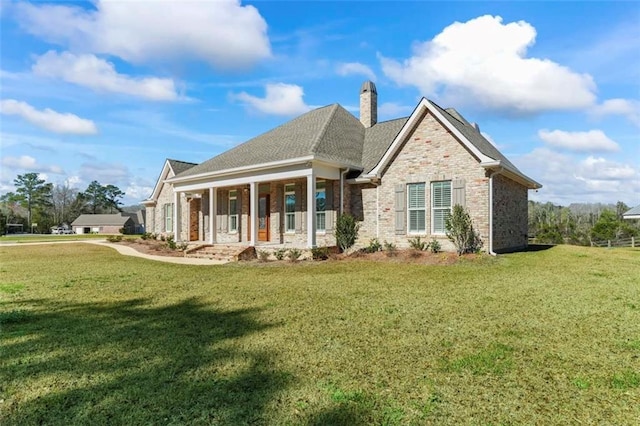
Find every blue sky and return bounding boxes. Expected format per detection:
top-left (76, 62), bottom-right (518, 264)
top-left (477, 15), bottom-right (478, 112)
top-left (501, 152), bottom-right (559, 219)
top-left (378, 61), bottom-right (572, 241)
top-left (1, 0), bottom-right (638, 207)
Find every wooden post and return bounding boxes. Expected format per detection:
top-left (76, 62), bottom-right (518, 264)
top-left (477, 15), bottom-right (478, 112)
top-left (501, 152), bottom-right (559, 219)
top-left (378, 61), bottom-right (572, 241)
top-left (607, 240), bottom-right (611, 248)
top-left (632, 236), bottom-right (635, 248)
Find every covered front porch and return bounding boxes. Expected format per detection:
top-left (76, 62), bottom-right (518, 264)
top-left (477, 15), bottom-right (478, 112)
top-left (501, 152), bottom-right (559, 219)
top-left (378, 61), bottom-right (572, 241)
top-left (171, 161), bottom-right (346, 248)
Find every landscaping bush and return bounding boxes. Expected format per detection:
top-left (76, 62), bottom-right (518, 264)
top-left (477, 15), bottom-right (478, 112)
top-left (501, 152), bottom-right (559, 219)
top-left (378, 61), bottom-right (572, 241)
top-left (274, 248), bottom-right (287, 261)
top-left (335, 213), bottom-right (360, 252)
top-left (430, 238), bottom-right (442, 253)
top-left (363, 238), bottom-right (382, 253)
top-left (166, 235), bottom-right (177, 250)
top-left (257, 250), bottom-right (270, 262)
top-left (287, 248), bottom-right (302, 262)
top-left (311, 246), bottom-right (329, 261)
top-left (408, 236), bottom-right (428, 251)
top-left (383, 241), bottom-right (397, 257)
top-left (106, 235), bottom-right (122, 242)
top-left (445, 205), bottom-right (483, 255)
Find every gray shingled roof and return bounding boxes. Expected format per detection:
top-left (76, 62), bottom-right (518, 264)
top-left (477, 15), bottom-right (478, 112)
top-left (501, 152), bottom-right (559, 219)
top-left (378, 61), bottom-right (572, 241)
top-left (71, 214), bottom-right (133, 226)
top-left (430, 101), bottom-right (521, 173)
top-left (168, 159), bottom-right (197, 175)
top-left (172, 99), bottom-right (529, 183)
top-left (362, 117), bottom-right (409, 174)
top-left (176, 104), bottom-right (364, 179)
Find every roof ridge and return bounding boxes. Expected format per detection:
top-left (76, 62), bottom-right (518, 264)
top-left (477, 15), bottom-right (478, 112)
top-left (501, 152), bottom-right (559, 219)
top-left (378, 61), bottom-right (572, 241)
top-left (310, 103), bottom-right (340, 153)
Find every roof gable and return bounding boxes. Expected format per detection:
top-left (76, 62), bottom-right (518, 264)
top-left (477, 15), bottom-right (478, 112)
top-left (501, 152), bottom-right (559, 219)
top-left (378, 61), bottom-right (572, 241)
top-left (145, 158), bottom-right (196, 203)
top-left (367, 98), bottom-right (541, 189)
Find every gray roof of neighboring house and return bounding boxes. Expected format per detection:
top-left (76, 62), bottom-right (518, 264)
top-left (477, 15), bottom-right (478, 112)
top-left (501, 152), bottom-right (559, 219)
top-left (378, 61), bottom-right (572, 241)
top-left (623, 205), bottom-right (640, 217)
top-left (71, 214), bottom-right (134, 227)
top-left (173, 99), bottom-right (527, 181)
top-left (168, 159), bottom-right (197, 175)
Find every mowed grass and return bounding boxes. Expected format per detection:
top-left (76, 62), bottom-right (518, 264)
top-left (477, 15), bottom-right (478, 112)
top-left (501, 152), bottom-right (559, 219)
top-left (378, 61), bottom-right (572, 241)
top-left (0, 234), bottom-right (110, 243)
top-left (0, 244), bottom-right (638, 425)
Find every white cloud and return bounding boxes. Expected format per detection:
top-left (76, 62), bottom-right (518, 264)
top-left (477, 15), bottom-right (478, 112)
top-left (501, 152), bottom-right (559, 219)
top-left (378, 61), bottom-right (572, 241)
top-left (33, 51), bottom-right (180, 101)
top-left (336, 62), bottom-right (376, 80)
top-left (232, 83), bottom-right (311, 115)
top-left (0, 99), bottom-right (97, 135)
top-left (590, 98), bottom-right (640, 127)
top-left (125, 182), bottom-right (154, 201)
top-left (538, 129), bottom-right (619, 152)
top-left (1, 155), bottom-right (64, 174)
top-left (516, 148), bottom-right (639, 204)
top-left (79, 162), bottom-right (130, 185)
top-left (14, 0), bottom-right (271, 70)
top-left (379, 15), bottom-right (596, 115)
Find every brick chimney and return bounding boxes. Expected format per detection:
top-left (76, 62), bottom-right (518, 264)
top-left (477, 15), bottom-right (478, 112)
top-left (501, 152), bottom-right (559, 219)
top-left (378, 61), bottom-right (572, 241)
top-left (359, 81), bottom-right (377, 128)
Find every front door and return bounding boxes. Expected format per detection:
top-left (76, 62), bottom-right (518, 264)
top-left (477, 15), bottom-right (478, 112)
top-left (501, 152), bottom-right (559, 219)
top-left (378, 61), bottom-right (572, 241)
top-left (189, 198), bottom-right (200, 241)
top-left (258, 194), bottom-right (270, 242)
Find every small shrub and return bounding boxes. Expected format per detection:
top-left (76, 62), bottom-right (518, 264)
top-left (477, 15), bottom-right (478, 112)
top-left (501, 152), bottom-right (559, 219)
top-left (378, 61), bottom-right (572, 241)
top-left (166, 235), bottom-right (177, 250)
top-left (177, 242), bottom-right (189, 251)
top-left (364, 238), bottom-right (382, 253)
top-left (408, 236), bottom-right (428, 251)
top-left (106, 235), bottom-right (123, 242)
top-left (383, 241), bottom-right (397, 257)
top-left (274, 248), bottom-right (287, 261)
top-left (430, 238), bottom-right (441, 253)
top-left (140, 232), bottom-right (153, 240)
top-left (118, 227), bottom-right (125, 234)
top-left (445, 205), bottom-right (483, 255)
top-left (160, 234), bottom-right (166, 242)
top-left (287, 248), bottom-right (302, 262)
top-left (336, 214), bottom-right (360, 252)
top-left (311, 246), bottom-right (330, 261)
top-left (257, 250), bottom-right (270, 262)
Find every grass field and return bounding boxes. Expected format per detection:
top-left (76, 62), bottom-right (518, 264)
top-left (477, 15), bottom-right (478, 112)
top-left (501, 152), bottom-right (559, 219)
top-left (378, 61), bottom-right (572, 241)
top-left (1, 243), bottom-right (638, 425)
top-left (0, 234), bottom-right (111, 243)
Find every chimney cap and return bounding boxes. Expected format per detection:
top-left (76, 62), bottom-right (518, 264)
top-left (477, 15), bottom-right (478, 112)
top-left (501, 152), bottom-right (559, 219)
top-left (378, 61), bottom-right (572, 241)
top-left (360, 81), bottom-right (377, 95)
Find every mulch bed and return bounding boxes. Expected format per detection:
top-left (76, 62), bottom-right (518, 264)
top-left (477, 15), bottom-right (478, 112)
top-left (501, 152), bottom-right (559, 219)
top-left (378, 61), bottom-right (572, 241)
top-left (116, 238), bottom-right (481, 264)
top-left (117, 239), bottom-right (185, 257)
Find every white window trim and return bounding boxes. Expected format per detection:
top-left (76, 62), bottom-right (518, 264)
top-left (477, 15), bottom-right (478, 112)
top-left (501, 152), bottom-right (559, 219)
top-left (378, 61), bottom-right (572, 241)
top-left (316, 180), bottom-right (326, 233)
top-left (228, 190), bottom-right (238, 233)
top-left (407, 183), bottom-right (426, 234)
top-left (284, 183), bottom-right (295, 234)
top-left (431, 181), bottom-right (452, 235)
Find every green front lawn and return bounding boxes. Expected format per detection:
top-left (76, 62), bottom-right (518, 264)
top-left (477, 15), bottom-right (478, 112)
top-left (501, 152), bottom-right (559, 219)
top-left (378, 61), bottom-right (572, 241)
top-left (0, 244), bottom-right (638, 424)
top-left (0, 234), bottom-right (112, 243)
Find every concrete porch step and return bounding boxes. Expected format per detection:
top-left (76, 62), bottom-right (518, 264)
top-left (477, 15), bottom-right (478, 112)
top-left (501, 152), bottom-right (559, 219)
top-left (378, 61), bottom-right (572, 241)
top-left (184, 245), bottom-right (255, 262)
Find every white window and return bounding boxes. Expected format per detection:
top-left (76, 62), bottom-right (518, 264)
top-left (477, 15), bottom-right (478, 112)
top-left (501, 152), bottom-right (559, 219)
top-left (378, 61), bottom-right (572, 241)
top-left (228, 190), bottom-right (238, 232)
top-left (284, 184), bottom-right (295, 233)
top-left (164, 203), bottom-right (174, 232)
top-left (316, 181), bottom-right (326, 232)
top-left (407, 183), bottom-right (426, 233)
top-left (432, 181), bottom-right (452, 234)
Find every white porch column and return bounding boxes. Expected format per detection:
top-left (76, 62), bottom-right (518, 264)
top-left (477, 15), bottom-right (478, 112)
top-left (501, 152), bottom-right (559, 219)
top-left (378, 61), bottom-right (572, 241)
top-left (307, 174), bottom-right (316, 248)
top-left (209, 187), bottom-right (216, 244)
top-left (173, 191), bottom-right (181, 242)
top-left (249, 181), bottom-right (258, 246)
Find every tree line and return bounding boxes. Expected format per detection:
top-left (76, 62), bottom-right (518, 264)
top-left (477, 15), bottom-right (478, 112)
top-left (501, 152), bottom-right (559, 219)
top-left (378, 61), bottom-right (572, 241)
top-left (528, 200), bottom-right (639, 245)
top-left (0, 173), bottom-right (127, 234)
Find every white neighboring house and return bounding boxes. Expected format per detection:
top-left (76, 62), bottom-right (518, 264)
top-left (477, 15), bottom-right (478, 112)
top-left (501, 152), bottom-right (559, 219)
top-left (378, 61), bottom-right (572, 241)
top-left (622, 205), bottom-right (640, 220)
